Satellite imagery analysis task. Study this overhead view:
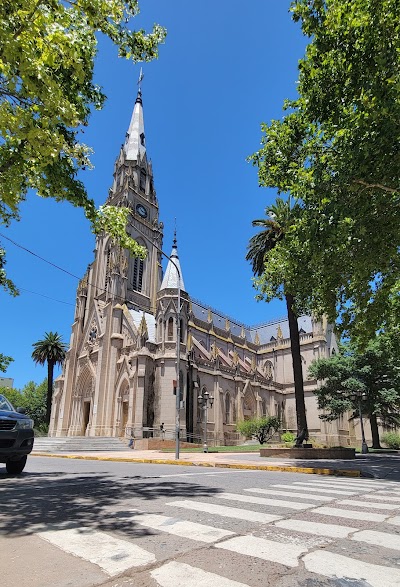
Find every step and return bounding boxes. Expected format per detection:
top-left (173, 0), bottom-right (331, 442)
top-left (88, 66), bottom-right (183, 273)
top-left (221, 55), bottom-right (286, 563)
top-left (32, 437), bottom-right (128, 452)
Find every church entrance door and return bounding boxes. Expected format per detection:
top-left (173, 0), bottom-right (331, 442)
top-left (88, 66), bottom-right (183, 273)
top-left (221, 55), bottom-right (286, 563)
top-left (122, 402), bottom-right (128, 436)
top-left (82, 401), bottom-right (91, 435)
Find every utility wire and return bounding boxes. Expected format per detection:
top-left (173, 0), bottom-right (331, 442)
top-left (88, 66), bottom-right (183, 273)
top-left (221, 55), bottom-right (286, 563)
top-left (1, 231), bottom-right (233, 323)
top-left (0, 232), bottom-right (81, 280)
top-left (18, 288), bottom-right (75, 306)
top-left (0, 231), bottom-right (157, 311)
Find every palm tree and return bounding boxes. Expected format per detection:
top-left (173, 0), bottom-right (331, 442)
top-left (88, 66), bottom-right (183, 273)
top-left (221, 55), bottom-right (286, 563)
top-left (246, 197), bottom-right (308, 446)
top-left (32, 332), bottom-right (67, 426)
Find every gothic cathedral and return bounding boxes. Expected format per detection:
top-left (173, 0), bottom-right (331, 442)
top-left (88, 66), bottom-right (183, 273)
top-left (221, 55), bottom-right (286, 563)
top-left (50, 89), bottom-right (353, 447)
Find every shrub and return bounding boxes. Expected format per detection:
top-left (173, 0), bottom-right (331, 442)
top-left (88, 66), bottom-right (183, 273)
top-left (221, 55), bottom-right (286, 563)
top-left (237, 416), bottom-right (281, 445)
top-left (382, 432), bottom-right (400, 450)
top-left (281, 432), bottom-right (296, 443)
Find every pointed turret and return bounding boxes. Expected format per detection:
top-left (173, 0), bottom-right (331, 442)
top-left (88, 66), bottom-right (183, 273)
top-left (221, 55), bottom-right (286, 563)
top-left (160, 232), bottom-right (185, 291)
top-left (124, 85), bottom-right (146, 162)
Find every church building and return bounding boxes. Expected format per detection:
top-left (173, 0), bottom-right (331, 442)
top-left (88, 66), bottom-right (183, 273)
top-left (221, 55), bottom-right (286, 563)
top-left (50, 88), bottom-right (354, 447)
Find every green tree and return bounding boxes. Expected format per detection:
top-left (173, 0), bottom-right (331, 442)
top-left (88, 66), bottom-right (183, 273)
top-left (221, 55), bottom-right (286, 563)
top-left (32, 332), bottom-right (67, 425)
top-left (0, 386), bottom-right (23, 410)
top-left (237, 416), bottom-right (281, 445)
top-left (246, 197), bottom-right (309, 445)
top-left (0, 352), bottom-right (13, 373)
top-left (1, 379), bottom-right (48, 429)
top-left (249, 0), bottom-right (400, 343)
top-left (309, 336), bottom-right (400, 449)
top-left (21, 379), bottom-right (47, 428)
top-left (0, 1), bottom-right (166, 293)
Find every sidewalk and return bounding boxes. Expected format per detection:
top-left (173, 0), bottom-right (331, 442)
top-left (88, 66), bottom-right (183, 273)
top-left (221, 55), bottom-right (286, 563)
top-left (31, 448), bottom-right (400, 480)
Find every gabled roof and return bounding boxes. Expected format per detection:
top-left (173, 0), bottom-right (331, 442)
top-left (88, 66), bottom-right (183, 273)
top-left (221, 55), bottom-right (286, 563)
top-left (190, 299), bottom-right (313, 345)
top-left (129, 309), bottom-right (156, 343)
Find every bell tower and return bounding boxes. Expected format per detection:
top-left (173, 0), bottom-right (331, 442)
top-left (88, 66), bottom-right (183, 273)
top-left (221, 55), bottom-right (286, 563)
top-left (105, 73), bottom-right (164, 314)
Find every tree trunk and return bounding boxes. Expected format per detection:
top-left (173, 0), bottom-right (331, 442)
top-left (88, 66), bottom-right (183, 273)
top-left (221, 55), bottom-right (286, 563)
top-left (46, 361), bottom-right (54, 426)
top-left (285, 293), bottom-right (308, 446)
top-left (369, 413), bottom-right (381, 449)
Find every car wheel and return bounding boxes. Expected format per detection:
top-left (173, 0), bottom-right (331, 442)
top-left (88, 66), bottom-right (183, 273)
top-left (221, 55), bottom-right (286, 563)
top-left (6, 456), bottom-right (27, 474)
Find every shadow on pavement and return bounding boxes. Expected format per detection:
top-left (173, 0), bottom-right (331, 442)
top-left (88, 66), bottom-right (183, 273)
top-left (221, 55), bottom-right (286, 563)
top-left (0, 470), bottom-right (222, 538)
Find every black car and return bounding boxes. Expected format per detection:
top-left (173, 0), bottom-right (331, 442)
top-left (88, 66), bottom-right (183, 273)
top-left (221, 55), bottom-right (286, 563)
top-left (0, 394), bottom-right (34, 474)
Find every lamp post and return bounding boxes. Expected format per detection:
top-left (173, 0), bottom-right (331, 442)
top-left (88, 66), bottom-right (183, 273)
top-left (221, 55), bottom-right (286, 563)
top-left (198, 389), bottom-right (214, 452)
top-left (351, 390), bottom-right (368, 454)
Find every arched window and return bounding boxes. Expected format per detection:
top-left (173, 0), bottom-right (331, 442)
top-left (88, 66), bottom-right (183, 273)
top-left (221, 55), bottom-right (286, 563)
top-left (132, 257), bottom-right (144, 292)
top-left (262, 399), bottom-right (267, 417)
top-left (225, 394), bottom-right (231, 424)
top-left (167, 317), bottom-right (174, 341)
top-left (264, 360), bottom-right (273, 379)
top-left (180, 319), bottom-right (184, 343)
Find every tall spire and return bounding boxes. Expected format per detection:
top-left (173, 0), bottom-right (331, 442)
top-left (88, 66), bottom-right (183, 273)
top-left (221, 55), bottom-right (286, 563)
top-left (124, 69), bottom-right (146, 161)
top-left (160, 231), bottom-right (186, 291)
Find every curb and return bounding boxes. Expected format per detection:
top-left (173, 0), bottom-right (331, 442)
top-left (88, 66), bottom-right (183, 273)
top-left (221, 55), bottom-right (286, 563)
top-left (31, 452), bottom-right (361, 477)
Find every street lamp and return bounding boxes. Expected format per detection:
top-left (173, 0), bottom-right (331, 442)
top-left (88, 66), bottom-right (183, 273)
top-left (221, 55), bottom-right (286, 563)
top-left (198, 389), bottom-right (214, 453)
top-left (351, 390), bottom-right (369, 454)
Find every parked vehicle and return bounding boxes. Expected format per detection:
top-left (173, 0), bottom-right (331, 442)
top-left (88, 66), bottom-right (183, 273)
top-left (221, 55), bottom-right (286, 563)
top-left (0, 394), bottom-right (34, 474)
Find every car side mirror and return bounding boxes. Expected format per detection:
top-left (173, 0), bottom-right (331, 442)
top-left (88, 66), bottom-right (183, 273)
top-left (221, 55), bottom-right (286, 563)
top-left (16, 407), bottom-right (26, 414)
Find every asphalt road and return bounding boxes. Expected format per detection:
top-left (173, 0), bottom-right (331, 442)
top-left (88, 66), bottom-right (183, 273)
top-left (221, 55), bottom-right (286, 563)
top-left (1, 456), bottom-right (400, 587)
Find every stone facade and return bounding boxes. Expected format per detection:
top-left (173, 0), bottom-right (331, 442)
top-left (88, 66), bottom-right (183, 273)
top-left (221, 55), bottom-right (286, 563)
top-left (49, 89), bottom-right (366, 447)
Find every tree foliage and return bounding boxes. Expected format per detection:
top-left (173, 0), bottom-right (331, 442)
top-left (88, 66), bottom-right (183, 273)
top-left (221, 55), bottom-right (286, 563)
top-left (249, 0), bottom-right (400, 342)
top-left (0, 352), bottom-right (13, 373)
top-left (32, 331), bottom-right (67, 425)
top-left (309, 335), bottom-right (400, 448)
top-left (1, 379), bottom-right (47, 428)
top-left (0, 1), bottom-right (166, 292)
top-left (237, 416), bottom-right (281, 445)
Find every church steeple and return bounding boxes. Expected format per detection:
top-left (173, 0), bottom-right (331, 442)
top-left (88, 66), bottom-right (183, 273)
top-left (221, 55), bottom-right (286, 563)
top-left (160, 231), bottom-right (185, 291)
top-left (124, 70), bottom-right (146, 162)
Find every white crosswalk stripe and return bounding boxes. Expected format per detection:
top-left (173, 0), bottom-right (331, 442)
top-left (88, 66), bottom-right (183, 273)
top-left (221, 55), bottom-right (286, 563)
top-left (271, 483), bottom-right (359, 495)
top-left (337, 499), bottom-right (400, 510)
top-left (216, 491), bottom-right (315, 510)
top-left (244, 487), bottom-right (333, 501)
top-left (150, 561), bottom-right (250, 587)
top-left (311, 506), bottom-right (388, 522)
top-left (167, 499), bottom-right (283, 523)
top-left (215, 535), bottom-right (308, 567)
top-left (303, 550), bottom-right (400, 587)
top-left (274, 519), bottom-right (356, 538)
top-left (352, 529), bottom-right (400, 550)
top-left (292, 481), bottom-right (372, 491)
top-left (130, 512), bottom-right (234, 542)
top-left (361, 494), bottom-right (400, 502)
top-left (37, 527), bottom-right (156, 576)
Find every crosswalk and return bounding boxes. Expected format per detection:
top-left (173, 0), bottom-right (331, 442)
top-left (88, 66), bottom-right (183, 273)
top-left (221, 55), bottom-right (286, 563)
top-left (34, 475), bottom-right (400, 586)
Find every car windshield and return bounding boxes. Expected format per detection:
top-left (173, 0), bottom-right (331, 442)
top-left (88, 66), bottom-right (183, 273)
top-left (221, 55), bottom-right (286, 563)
top-left (0, 394), bottom-right (15, 412)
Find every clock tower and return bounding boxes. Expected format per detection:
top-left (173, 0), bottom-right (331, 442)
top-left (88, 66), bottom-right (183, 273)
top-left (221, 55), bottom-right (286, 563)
top-left (103, 84), bottom-right (164, 313)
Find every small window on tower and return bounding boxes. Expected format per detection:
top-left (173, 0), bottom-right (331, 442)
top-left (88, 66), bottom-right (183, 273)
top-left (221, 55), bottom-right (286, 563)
top-left (167, 317), bottom-right (174, 341)
top-left (140, 132), bottom-right (145, 146)
top-left (132, 257), bottom-right (144, 292)
top-left (140, 169), bottom-right (146, 192)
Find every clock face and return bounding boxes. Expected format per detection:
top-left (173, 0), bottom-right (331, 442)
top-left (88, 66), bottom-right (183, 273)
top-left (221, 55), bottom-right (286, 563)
top-left (136, 204), bottom-right (148, 219)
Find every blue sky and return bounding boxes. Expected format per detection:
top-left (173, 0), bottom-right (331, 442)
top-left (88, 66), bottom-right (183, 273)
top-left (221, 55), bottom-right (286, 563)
top-left (0, 1), bottom-right (307, 390)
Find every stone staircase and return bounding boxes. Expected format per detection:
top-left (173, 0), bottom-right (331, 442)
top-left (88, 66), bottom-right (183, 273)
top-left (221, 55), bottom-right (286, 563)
top-left (32, 436), bottom-right (128, 453)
